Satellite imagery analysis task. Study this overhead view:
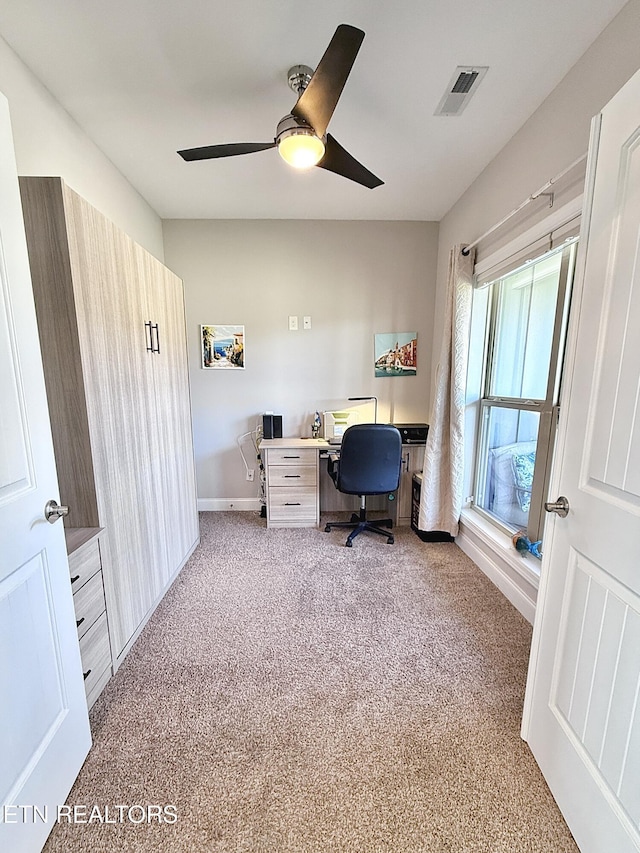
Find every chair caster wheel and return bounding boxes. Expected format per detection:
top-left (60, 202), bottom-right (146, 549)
top-left (350, 513), bottom-right (360, 523)
top-left (387, 537), bottom-right (394, 545)
top-left (324, 525), bottom-right (331, 532)
top-left (384, 520), bottom-right (393, 529)
top-left (346, 540), bottom-right (353, 547)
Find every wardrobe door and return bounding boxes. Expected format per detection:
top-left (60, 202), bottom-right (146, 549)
top-left (132, 245), bottom-right (172, 592)
top-left (137, 246), bottom-right (198, 582)
top-left (156, 262), bottom-right (199, 570)
top-left (64, 189), bottom-right (155, 658)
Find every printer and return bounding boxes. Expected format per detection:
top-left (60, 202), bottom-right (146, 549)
top-left (393, 423), bottom-right (429, 444)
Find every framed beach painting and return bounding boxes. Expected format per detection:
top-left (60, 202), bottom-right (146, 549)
top-left (201, 324), bottom-right (245, 369)
top-left (374, 332), bottom-right (417, 377)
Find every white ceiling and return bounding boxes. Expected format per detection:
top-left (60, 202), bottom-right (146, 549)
top-left (0, 0), bottom-right (629, 221)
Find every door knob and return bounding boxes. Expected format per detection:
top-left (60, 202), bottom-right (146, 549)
top-left (544, 496), bottom-right (569, 518)
top-left (44, 499), bottom-right (70, 523)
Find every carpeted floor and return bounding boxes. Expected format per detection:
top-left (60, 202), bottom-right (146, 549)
top-left (44, 511), bottom-right (578, 852)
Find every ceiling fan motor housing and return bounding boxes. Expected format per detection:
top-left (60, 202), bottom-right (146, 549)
top-left (276, 113), bottom-right (325, 143)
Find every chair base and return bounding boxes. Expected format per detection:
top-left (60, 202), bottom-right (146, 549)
top-left (324, 507), bottom-right (394, 547)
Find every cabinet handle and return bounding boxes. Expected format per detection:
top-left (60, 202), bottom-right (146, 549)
top-left (83, 669), bottom-right (92, 681)
top-left (76, 617), bottom-right (85, 628)
top-left (284, 502), bottom-right (301, 506)
top-left (284, 474), bottom-right (301, 478)
top-left (145, 321), bottom-right (160, 353)
top-left (70, 574), bottom-right (80, 584)
top-left (283, 455), bottom-right (300, 459)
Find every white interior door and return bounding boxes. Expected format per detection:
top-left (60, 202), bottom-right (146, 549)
top-left (523, 68), bottom-right (640, 853)
top-left (0, 95), bottom-right (90, 852)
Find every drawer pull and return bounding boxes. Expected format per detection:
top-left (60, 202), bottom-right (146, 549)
top-left (83, 669), bottom-right (92, 681)
top-left (284, 474), bottom-right (301, 478)
top-left (283, 455), bottom-right (300, 459)
top-left (70, 575), bottom-right (80, 584)
top-left (76, 617), bottom-right (85, 628)
top-left (284, 502), bottom-right (301, 506)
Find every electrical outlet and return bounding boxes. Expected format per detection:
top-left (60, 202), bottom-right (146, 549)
top-left (288, 315), bottom-right (298, 331)
top-left (303, 315), bottom-right (312, 329)
top-left (246, 469), bottom-right (255, 481)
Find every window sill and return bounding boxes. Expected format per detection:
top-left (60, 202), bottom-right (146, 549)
top-left (459, 507), bottom-right (541, 589)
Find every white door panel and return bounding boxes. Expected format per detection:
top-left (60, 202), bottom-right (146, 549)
top-left (524, 67), bottom-right (640, 853)
top-left (0, 93), bottom-right (90, 853)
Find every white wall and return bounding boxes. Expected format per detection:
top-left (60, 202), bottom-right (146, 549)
top-left (436, 0), bottom-right (640, 620)
top-left (0, 34), bottom-right (163, 259)
top-left (433, 0), bottom-right (640, 375)
top-left (162, 219), bottom-right (438, 503)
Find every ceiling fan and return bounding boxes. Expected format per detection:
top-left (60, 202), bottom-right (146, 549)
top-left (177, 24), bottom-right (383, 189)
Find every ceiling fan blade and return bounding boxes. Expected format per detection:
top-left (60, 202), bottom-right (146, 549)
top-left (291, 24), bottom-right (364, 137)
top-left (178, 142), bottom-right (275, 161)
top-left (316, 134), bottom-right (383, 189)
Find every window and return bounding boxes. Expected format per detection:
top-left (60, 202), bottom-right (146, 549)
top-left (472, 241), bottom-right (577, 542)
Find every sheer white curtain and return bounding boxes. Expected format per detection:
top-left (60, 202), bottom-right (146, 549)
top-left (418, 245), bottom-right (475, 537)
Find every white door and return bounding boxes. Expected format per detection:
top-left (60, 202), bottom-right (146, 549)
top-left (0, 95), bottom-right (90, 852)
top-left (523, 68), bottom-right (640, 853)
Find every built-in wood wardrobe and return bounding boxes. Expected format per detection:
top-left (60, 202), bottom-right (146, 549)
top-left (20, 177), bottom-right (199, 707)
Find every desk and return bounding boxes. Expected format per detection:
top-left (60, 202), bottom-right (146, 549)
top-left (260, 437), bottom-right (424, 529)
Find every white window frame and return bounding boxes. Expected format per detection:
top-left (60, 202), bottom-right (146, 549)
top-left (463, 198), bottom-right (583, 550)
top-left (472, 242), bottom-right (576, 542)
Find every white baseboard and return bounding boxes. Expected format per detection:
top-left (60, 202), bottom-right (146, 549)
top-left (197, 498), bottom-right (262, 512)
top-left (457, 516), bottom-right (537, 625)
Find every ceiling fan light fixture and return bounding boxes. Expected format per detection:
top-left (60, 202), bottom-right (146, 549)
top-left (276, 114), bottom-right (325, 169)
top-left (279, 132), bottom-right (325, 168)
top-left (178, 26), bottom-right (383, 188)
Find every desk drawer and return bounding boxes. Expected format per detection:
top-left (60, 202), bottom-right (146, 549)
top-left (68, 538), bottom-right (101, 591)
top-left (79, 611), bottom-right (111, 702)
top-left (268, 487), bottom-right (317, 521)
top-left (267, 448), bottom-right (317, 465)
top-left (73, 570), bottom-right (106, 640)
top-left (268, 465), bottom-right (317, 487)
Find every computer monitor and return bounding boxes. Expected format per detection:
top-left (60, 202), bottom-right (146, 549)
top-left (322, 410), bottom-right (359, 443)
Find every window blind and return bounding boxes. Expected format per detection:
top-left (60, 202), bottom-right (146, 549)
top-left (474, 205), bottom-right (581, 289)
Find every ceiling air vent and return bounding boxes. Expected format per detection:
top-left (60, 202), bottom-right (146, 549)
top-left (434, 66), bottom-right (488, 116)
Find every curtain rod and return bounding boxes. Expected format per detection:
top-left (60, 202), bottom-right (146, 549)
top-left (461, 153), bottom-right (587, 256)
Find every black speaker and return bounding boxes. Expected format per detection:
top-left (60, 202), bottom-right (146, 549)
top-left (262, 414), bottom-right (283, 439)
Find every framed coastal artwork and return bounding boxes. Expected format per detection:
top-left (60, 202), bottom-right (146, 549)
top-left (201, 324), bottom-right (245, 369)
top-left (374, 332), bottom-right (417, 377)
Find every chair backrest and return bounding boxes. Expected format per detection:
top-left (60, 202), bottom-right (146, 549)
top-left (336, 424), bottom-right (402, 496)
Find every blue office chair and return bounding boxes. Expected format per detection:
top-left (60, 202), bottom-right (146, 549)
top-left (324, 424), bottom-right (402, 547)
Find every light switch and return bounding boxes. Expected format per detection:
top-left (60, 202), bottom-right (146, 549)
top-left (303, 316), bottom-right (312, 330)
top-left (288, 315), bottom-right (298, 331)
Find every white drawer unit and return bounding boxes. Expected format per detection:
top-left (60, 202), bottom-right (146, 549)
top-left (79, 612), bottom-right (112, 710)
top-left (267, 487), bottom-right (318, 522)
top-left (66, 528), bottom-right (113, 709)
top-left (73, 570), bottom-right (107, 640)
top-left (267, 465), bottom-right (318, 487)
top-left (261, 440), bottom-right (320, 528)
top-left (68, 536), bottom-right (101, 591)
top-left (267, 447), bottom-right (317, 466)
